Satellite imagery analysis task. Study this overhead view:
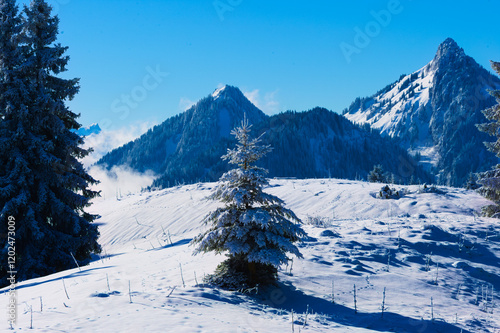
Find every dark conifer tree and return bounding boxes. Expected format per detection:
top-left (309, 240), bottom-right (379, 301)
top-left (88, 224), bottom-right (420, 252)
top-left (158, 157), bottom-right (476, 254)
top-left (465, 172), bottom-right (480, 190)
top-left (368, 164), bottom-right (386, 183)
top-left (0, 0), bottom-right (100, 286)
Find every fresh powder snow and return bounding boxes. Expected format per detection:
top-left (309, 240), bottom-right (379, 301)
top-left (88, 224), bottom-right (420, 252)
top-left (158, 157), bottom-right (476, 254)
top-left (2, 179), bottom-right (499, 332)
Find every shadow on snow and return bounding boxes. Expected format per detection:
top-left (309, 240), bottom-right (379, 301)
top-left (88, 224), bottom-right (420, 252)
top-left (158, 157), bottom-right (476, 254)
top-left (250, 281), bottom-right (471, 333)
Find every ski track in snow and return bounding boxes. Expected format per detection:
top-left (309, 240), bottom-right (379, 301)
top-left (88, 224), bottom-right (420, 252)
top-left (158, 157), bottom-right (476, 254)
top-left (2, 179), bottom-right (500, 332)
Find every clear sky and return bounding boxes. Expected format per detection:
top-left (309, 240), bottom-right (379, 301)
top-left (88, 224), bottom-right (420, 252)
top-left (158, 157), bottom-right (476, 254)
top-left (21, 0), bottom-right (500, 130)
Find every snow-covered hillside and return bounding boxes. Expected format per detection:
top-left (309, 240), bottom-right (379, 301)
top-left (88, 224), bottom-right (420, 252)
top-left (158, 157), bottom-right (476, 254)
top-left (346, 65), bottom-right (434, 140)
top-left (3, 179), bottom-right (499, 332)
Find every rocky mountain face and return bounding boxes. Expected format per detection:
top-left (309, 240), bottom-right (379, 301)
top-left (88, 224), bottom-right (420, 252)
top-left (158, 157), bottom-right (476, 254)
top-left (344, 38), bottom-right (500, 186)
top-left (97, 85), bottom-right (431, 188)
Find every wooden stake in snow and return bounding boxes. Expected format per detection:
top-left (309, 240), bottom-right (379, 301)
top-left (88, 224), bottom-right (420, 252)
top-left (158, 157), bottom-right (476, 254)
top-left (303, 304), bottom-right (309, 328)
top-left (431, 297), bottom-right (434, 321)
top-left (70, 252), bottom-right (81, 272)
top-left (129, 281), bottom-right (132, 303)
top-left (106, 273), bottom-right (110, 292)
top-left (179, 263), bottom-right (185, 287)
top-left (167, 230), bottom-right (173, 245)
top-left (166, 286), bottom-right (176, 298)
top-left (353, 284), bottom-right (358, 314)
top-left (381, 287), bottom-right (387, 318)
top-left (62, 278), bottom-right (70, 300)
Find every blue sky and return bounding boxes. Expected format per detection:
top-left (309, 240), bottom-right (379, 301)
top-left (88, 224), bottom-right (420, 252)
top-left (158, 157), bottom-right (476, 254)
top-left (24, 0), bottom-right (500, 130)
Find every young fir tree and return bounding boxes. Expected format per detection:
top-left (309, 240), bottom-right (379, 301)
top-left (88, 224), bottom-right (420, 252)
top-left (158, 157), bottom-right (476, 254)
top-left (0, 0), bottom-right (100, 287)
top-left (476, 61), bottom-right (500, 217)
top-left (465, 172), bottom-right (480, 190)
top-left (191, 117), bottom-right (306, 289)
top-left (368, 164), bottom-right (387, 183)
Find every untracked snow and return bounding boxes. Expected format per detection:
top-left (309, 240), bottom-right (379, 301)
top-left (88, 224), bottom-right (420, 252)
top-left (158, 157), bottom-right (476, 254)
top-left (2, 179), bottom-right (500, 332)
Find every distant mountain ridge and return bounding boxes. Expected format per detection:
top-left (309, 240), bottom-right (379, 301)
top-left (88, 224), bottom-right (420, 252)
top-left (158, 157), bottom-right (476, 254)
top-left (344, 38), bottom-right (500, 186)
top-left (97, 85), bottom-right (431, 188)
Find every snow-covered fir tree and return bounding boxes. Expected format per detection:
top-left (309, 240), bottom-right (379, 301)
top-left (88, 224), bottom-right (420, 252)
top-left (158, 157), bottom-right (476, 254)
top-left (0, 0), bottom-right (100, 286)
top-left (191, 116), bottom-right (306, 289)
top-left (476, 61), bottom-right (500, 217)
top-left (368, 164), bottom-right (387, 183)
top-left (465, 172), bottom-right (480, 190)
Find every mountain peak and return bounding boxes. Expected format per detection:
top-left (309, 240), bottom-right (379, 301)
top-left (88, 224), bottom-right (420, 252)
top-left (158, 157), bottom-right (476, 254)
top-left (439, 37), bottom-right (460, 51)
top-left (211, 84), bottom-right (243, 100)
top-left (431, 38), bottom-right (466, 68)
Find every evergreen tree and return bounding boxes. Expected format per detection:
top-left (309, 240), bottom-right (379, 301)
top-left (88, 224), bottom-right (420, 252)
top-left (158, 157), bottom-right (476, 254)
top-left (476, 61), bottom-right (500, 217)
top-left (0, 0), bottom-right (100, 287)
top-left (0, 0), bottom-right (23, 117)
top-left (368, 164), bottom-right (386, 183)
top-left (191, 117), bottom-right (305, 289)
top-left (465, 172), bottom-right (480, 190)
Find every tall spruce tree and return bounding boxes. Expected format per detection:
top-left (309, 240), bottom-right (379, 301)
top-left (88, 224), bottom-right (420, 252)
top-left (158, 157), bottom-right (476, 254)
top-left (191, 117), bottom-right (306, 289)
top-left (0, 0), bottom-right (23, 117)
top-left (476, 61), bottom-right (500, 217)
top-left (0, 0), bottom-right (100, 287)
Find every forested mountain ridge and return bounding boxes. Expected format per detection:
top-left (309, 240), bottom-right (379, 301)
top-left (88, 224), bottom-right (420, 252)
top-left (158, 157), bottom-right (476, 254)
top-left (344, 38), bottom-right (500, 186)
top-left (97, 85), bottom-right (432, 188)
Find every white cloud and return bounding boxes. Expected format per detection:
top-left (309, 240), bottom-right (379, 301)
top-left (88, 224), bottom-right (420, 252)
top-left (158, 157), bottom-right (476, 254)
top-left (80, 122), bottom-right (158, 199)
top-left (79, 122), bottom-right (159, 199)
top-left (244, 89), bottom-right (260, 108)
top-left (81, 121), bottom-right (156, 168)
top-left (179, 97), bottom-right (196, 111)
top-left (89, 165), bottom-right (157, 200)
top-left (243, 88), bottom-right (280, 114)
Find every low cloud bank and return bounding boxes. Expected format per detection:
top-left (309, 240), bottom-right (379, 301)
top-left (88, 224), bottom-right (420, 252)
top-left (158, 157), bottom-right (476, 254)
top-left (89, 165), bottom-right (157, 200)
top-left (80, 122), bottom-right (156, 167)
top-left (79, 122), bottom-right (158, 198)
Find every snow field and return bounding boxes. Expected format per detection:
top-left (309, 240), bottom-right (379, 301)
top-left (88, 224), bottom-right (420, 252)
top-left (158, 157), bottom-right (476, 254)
top-left (3, 179), bottom-right (499, 332)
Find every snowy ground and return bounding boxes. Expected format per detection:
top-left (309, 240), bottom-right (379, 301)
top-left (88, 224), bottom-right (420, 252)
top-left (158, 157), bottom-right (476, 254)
top-left (3, 179), bottom-right (500, 332)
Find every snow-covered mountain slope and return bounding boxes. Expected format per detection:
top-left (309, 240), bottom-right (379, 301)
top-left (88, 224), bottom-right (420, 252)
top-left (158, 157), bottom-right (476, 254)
top-left (4, 179), bottom-right (499, 332)
top-left (345, 38), bottom-right (500, 186)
